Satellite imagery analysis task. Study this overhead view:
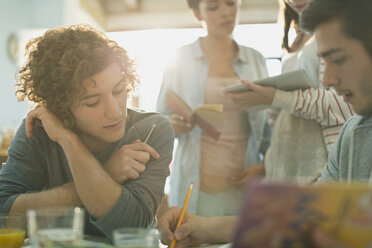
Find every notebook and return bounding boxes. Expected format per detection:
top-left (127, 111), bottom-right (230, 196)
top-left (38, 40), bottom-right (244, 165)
top-left (225, 69), bottom-right (315, 112)
top-left (231, 181), bottom-right (372, 248)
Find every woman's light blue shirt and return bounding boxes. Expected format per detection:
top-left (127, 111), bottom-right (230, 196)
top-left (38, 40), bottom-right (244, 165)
top-left (156, 38), bottom-right (271, 213)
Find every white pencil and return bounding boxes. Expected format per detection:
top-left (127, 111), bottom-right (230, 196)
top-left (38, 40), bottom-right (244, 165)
top-left (144, 123), bottom-right (157, 143)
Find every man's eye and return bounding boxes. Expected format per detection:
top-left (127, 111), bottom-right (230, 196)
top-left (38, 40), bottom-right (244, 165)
top-left (333, 57), bottom-right (347, 66)
top-left (85, 101), bottom-right (99, 107)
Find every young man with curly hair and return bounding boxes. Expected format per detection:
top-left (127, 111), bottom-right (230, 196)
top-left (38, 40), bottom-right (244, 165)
top-left (0, 24), bottom-right (174, 239)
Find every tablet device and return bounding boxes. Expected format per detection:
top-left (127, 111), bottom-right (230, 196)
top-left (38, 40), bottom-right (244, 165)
top-left (225, 69), bottom-right (315, 94)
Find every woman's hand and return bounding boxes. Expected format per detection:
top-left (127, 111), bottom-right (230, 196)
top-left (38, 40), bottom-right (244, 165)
top-left (170, 114), bottom-right (196, 135)
top-left (224, 80), bottom-right (276, 110)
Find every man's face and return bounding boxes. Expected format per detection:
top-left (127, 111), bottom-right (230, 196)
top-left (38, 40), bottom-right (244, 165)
top-left (71, 62), bottom-right (127, 152)
top-left (315, 19), bottom-right (372, 115)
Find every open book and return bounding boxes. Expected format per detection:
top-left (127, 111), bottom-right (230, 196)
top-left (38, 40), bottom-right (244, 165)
top-left (166, 90), bottom-right (223, 140)
top-left (232, 181), bottom-right (372, 248)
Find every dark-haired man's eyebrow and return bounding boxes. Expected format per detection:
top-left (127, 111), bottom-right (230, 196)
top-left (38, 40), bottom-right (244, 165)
top-left (81, 78), bottom-right (124, 100)
top-left (318, 48), bottom-right (343, 58)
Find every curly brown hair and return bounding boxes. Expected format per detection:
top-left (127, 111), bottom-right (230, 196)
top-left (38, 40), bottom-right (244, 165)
top-left (16, 24), bottom-right (138, 130)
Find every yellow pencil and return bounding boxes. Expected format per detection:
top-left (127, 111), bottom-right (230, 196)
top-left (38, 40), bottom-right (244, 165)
top-left (169, 182), bottom-right (194, 248)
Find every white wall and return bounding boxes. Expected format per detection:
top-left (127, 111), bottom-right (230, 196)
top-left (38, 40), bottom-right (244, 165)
top-left (0, 0), bottom-right (64, 131)
top-left (108, 23), bottom-right (283, 112)
top-left (0, 0), bottom-right (102, 133)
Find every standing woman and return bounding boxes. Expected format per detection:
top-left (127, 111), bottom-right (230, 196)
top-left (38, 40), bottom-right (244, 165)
top-left (226, 0), bottom-right (354, 184)
top-left (157, 0), bottom-right (270, 216)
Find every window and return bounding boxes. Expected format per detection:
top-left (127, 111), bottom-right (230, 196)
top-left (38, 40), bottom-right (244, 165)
top-left (107, 23), bottom-right (284, 111)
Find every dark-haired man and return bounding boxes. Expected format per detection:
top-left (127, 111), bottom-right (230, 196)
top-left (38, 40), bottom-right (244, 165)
top-left (158, 0), bottom-right (372, 247)
top-left (301, 0), bottom-right (372, 182)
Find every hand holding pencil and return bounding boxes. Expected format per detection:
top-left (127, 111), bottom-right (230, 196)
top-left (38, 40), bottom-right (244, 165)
top-left (103, 123), bottom-right (159, 184)
top-left (158, 206), bottom-right (214, 247)
top-left (169, 183), bottom-right (194, 248)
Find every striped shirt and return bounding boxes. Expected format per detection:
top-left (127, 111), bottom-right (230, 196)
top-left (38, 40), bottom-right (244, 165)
top-left (270, 59), bottom-right (354, 152)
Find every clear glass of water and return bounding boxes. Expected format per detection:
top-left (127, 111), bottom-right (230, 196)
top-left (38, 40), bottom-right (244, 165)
top-left (27, 207), bottom-right (85, 248)
top-left (113, 228), bottom-right (160, 248)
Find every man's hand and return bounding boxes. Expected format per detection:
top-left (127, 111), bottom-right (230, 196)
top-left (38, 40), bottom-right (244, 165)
top-left (157, 207), bottom-right (207, 248)
top-left (224, 80), bottom-right (275, 110)
top-left (9, 181), bottom-right (83, 214)
top-left (170, 114), bottom-right (195, 135)
top-left (104, 140), bottom-right (160, 184)
top-left (25, 106), bottom-right (72, 142)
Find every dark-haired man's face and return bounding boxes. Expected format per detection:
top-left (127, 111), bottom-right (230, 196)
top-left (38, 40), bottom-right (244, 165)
top-left (71, 62), bottom-right (128, 153)
top-left (316, 19), bottom-right (372, 115)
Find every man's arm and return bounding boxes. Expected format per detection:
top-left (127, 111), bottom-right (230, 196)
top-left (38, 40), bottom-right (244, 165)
top-left (0, 120), bottom-right (82, 215)
top-left (9, 182), bottom-right (81, 214)
top-left (23, 107), bottom-right (162, 220)
top-left (3, 107), bottom-right (123, 218)
top-left (57, 132), bottom-right (123, 218)
top-left (91, 113), bottom-right (174, 237)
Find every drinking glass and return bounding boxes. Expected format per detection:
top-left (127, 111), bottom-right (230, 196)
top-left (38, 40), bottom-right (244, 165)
top-left (113, 228), bottom-right (160, 248)
top-left (27, 207), bottom-right (84, 248)
top-left (0, 214), bottom-right (26, 248)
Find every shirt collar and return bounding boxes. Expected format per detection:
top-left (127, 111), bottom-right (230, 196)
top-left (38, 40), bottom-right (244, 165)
top-left (190, 38), bottom-right (205, 59)
top-left (235, 41), bottom-right (248, 63)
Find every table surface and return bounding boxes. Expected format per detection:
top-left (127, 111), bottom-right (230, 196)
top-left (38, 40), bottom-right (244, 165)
top-left (23, 239), bottom-right (231, 248)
